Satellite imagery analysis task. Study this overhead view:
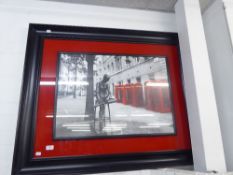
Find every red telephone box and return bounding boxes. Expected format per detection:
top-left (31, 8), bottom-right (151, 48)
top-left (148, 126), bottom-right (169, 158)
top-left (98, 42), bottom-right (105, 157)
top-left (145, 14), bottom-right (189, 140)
top-left (131, 82), bottom-right (144, 107)
top-left (125, 83), bottom-right (132, 105)
top-left (121, 84), bottom-right (128, 105)
top-left (158, 80), bottom-right (171, 113)
top-left (145, 80), bottom-right (157, 111)
top-left (145, 80), bottom-right (171, 113)
top-left (114, 84), bottom-right (122, 102)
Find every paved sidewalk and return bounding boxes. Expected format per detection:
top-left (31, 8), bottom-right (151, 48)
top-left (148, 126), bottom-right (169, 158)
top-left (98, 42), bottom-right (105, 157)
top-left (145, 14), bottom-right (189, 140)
top-left (55, 96), bottom-right (174, 138)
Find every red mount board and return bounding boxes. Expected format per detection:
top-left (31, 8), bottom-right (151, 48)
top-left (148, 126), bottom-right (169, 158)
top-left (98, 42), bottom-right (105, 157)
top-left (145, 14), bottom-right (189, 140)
top-left (34, 39), bottom-right (191, 158)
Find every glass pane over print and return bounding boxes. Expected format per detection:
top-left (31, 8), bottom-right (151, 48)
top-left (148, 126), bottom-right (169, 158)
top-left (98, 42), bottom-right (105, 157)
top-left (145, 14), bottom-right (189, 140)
top-left (55, 53), bottom-right (175, 139)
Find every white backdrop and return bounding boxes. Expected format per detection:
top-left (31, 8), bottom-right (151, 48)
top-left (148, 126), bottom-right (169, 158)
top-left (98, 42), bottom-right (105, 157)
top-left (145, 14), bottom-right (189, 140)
top-left (203, 0), bottom-right (233, 171)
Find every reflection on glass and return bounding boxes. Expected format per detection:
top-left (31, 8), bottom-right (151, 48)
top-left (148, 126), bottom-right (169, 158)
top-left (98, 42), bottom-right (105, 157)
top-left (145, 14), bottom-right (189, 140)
top-left (54, 53), bottom-right (175, 139)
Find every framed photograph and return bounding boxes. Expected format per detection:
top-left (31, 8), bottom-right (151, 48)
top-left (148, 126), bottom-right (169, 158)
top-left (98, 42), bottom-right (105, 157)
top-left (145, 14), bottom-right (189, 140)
top-left (12, 24), bottom-right (192, 175)
top-left (54, 53), bottom-right (174, 139)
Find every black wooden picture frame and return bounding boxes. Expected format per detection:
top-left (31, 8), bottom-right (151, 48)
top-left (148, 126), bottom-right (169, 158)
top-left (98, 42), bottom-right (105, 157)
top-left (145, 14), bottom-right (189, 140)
top-left (12, 23), bottom-right (193, 175)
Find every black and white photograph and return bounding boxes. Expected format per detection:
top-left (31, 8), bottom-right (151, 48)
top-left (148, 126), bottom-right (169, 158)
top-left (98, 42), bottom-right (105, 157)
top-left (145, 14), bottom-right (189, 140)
top-left (54, 53), bottom-right (175, 139)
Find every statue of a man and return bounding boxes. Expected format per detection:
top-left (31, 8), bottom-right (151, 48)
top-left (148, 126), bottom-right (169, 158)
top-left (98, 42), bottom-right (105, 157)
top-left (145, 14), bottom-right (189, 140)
top-left (96, 74), bottom-right (111, 131)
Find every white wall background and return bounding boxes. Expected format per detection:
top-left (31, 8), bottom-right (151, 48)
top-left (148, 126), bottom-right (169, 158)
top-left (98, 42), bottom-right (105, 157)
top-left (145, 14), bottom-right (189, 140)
top-left (175, 0), bottom-right (226, 172)
top-left (203, 0), bottom-right (233, 171)
top-left (0, 1), bottom-right (176, 174)
top-left (224, 0), bottom-right (233, 46)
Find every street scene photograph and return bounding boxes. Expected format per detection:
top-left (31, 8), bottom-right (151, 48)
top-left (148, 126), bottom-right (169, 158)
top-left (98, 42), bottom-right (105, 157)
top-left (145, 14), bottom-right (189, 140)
top-left (54, 53), bottom-right (175, 139)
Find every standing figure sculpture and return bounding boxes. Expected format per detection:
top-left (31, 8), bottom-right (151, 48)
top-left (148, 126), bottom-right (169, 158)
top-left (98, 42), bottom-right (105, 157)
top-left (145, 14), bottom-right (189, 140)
top-left (96, 74), bottom-right (111, 132)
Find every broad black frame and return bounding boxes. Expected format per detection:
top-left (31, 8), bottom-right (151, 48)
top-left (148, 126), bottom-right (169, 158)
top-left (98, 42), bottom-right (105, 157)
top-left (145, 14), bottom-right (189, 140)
top-left (12, 24), bottom-right (192, 175)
